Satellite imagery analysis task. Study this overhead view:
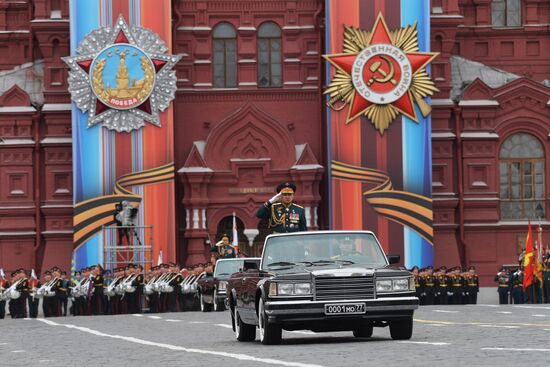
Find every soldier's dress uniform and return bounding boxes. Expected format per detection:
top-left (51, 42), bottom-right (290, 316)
top-left (422, 270), bottom-right (436, 305)
top-left (256, 182), bottom-right (307, 233)
top-left (28, 277), bottom-right (41, 318)
top-left (543, 267), bottom-right (550, 304)
top-left (435, 268), bottom-right (450, 305)
top-left (0, 277), bottom-right (9, 319)
top-left (90, 272), bottom-right (104, 315)
top-left (511, 269), bottom-right (524, 304)
top-left (464, 268), bottom-right (479, 304)
top-left (13, 271), bottom-right (29, 318)
top-left (495, 269), bottom-right (510, 304)
top-left (449, 268), bottom-right (463, 305)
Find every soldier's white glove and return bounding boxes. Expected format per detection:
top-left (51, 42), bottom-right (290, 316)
top-left (268, 193), bottom-right (281, 204)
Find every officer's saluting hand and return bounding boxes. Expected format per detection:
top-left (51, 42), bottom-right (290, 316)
top-left (256, 182), bottom-right (307, 233)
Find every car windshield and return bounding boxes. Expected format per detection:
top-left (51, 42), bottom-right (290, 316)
top-left (214, 260), bottom-right (245, 279)
top-left (261, 232), bottom-right (387, 270)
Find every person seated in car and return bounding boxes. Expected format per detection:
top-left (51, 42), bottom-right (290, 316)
top-left (332, 236), bottom-right (362, 258)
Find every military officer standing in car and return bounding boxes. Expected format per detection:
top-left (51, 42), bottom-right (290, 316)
top-left (256, 182), bottom-right (307, 233)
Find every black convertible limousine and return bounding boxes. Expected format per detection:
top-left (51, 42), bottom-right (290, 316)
top-left (226, 231), bottom-right (419, 344)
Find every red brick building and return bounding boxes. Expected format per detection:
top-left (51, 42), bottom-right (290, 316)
top-left (0, 0), bottom-right (549, 285)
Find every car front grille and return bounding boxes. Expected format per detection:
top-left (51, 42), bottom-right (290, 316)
top-left (314, 276), bottom-right (375, 301)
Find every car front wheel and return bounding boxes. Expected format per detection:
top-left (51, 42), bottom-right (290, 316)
top-left (258, 298), bottom-right (282, 345)
top-left (389, 317), bottom-right (413, 340)
top-left (353, 324), bottom-right (373, 338)
top-left (213, 290), bottom-right (225, 312)
top-left (234, 308), bottom-right (256, 342)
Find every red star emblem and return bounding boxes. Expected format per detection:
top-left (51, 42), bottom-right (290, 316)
top-left (324, 13), bottom-right (438, 127)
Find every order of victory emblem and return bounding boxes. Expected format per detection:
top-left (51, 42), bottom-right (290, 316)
top-left (63, 16), bottom-right (182, 132)
top-left (323, 14), bottom-right (439, 134)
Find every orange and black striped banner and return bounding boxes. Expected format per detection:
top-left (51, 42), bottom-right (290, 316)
top-left (73, 162), bottom-right (175, 249)
top-left (331, 160), bottom-right (433, 244)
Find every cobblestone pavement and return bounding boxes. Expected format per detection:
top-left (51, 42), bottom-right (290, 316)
top-left (2, 304), bottom-right (550, 367)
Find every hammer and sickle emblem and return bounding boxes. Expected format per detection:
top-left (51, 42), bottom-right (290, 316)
top-left (367, 55), bottom-right (397, 86)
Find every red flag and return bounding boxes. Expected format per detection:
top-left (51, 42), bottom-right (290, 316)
top-left (535, 224), bottom-right (543, 286)
top-left (523, 220), bottom-right (534, 290)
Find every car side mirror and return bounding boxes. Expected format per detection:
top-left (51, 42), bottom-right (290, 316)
top-left (242, 260), bottom-right (259, 272)
top-left (387, 255), bottom-right (400, 264)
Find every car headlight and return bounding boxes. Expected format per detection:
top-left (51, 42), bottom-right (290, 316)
top-left (294, 283), bottom-right (311, 295)
top-left (278, 283), bottom-right (294, 295)
top-left (268, 282), bottom-right (312, 296)
top-left (392, 279), bottom-right (409, 291)
top-left (218, 281), bottom-right (227, 290)
top-left (409, 277), bottom-right (415, 291)
top-left (376, 279), bottom-right (392, 292)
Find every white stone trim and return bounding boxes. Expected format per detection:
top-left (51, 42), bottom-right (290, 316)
top-left (305, 207), bottom-right (311, 228)
top-left (178, 167), bottom-right (213, 173)
top-left (431, 98), bottom-right (455, 106)
top-left (0, 138), bottom-right (34, 145)
top-left (193, 209), bottom-right (199, 229)
top-left (42, 103), bottom-right (72, 111)
top-left (238, 82), bottom-right (257, 86)
top-left (41, 137), bottom-right (72, 144)
top-left (0, 30), bottom-right (30, 34)
top-left (284, 81), bottom-right (303, 85)
top-left (284, 58), bottom-right (301, 63)
top-left (201, 209), bottom-right (206, 229)
top-left (458, 100), bottom-right (499, 107)
top-left (0, 231), bottom-right (36, 236)
top-left (0, 106), bottom-right (36, 113)
top-left (432, 132), bottom-right (456, 139)
top-left (177, 26), bottom-right (212, 31)
top-left (30, 19), bottom-right (69, 23)
top-left (238, 26), bottom-right (256, 31)
top-left (291, 164), bottom-right (324, 170)
top-left (238, 59), bottom-right (256, 63)
top-left (282, 25), bottom-right (315, 30)
top-left (186, 209), bottom-right (190, 229)
top-left (430, 14), bottom-right (464, 19)
top-left (192, 83), bottom-right (213, 87)
top-left (194, 60), bottom-right (211, 64)
top-left (461, 132), bottom-right (499, 139)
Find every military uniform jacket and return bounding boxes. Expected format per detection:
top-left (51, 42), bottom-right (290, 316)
top-left (422, 275), bottom-right (435, 292)
top-left (256, 201), bottom-right (307, 233)
top-left (15, 278), bottom-right (30, 294)
top-left (221, 245), bottom-right (237, 258)
top-left (464, 274), bottom-right (479, 292)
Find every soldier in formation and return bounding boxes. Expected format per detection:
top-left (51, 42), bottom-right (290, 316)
top-left (412, 265), bottom-right (479, 305)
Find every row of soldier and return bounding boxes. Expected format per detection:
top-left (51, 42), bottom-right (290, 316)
top-left (411, 265), bottom-right (480, 305)
top-left (495, 265), bottom-right (550, 304)
top-left (0, 262), bottom-right (214, 319)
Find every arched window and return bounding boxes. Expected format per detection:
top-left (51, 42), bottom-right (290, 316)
top-left (499, 133), bottom-right (545, 220)
top-left (257, 22), bottom-right (282, 88)
top-left (213, 23), bottom-right (237, 88)
top-left (492, 0), bottom-right (521, 27)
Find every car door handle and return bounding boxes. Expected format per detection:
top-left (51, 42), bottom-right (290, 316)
top-left (242, 278), bottom-right (247, 282)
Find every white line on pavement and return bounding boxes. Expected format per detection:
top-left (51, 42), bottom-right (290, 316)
top-left (513, 305), bottom-right (550, 310)
top-left (532, 315), bottom-right (550, 317)
top-left (398, 341), bottom-right (450, 346)
top-left (39, 360), bottom-right (52, 363)
top-left (481, 348), bottom-right (550, 352)
top-left (166, 319), bottom-right (182, 322)
top-left (433, 310), bottom-right (459, 313)
top-left (0, 343), bottom-right (8, 345)
top-left (11, 350), bottom-right (25, 353)
top-left (425, 324), bottom-right (447, 327)
top-left (215, 324), bottom-right (233, 329)
top-left (496, 311), bottom-right (512, 314)
top-left (36, 319), bottom-right (324, 367)
top-left (466, 304), bottom-right (499, 307)
top-left (477, 325), bottom-right (520, 329)
top-left (132, 314), bottom-right (144, 317)
top-left (189, 321), bottom-right (207, 324)
top-left (147, 316), bottom-right (162, 319)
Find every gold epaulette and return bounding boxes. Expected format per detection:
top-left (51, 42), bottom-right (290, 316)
top-left (292, 203), bottom-right (304, 209)
top-left (272, 202), bottom-right (282, 206)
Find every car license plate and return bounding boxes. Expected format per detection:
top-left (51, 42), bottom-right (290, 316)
top-left (324, 303), bottom-right (366, 315)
